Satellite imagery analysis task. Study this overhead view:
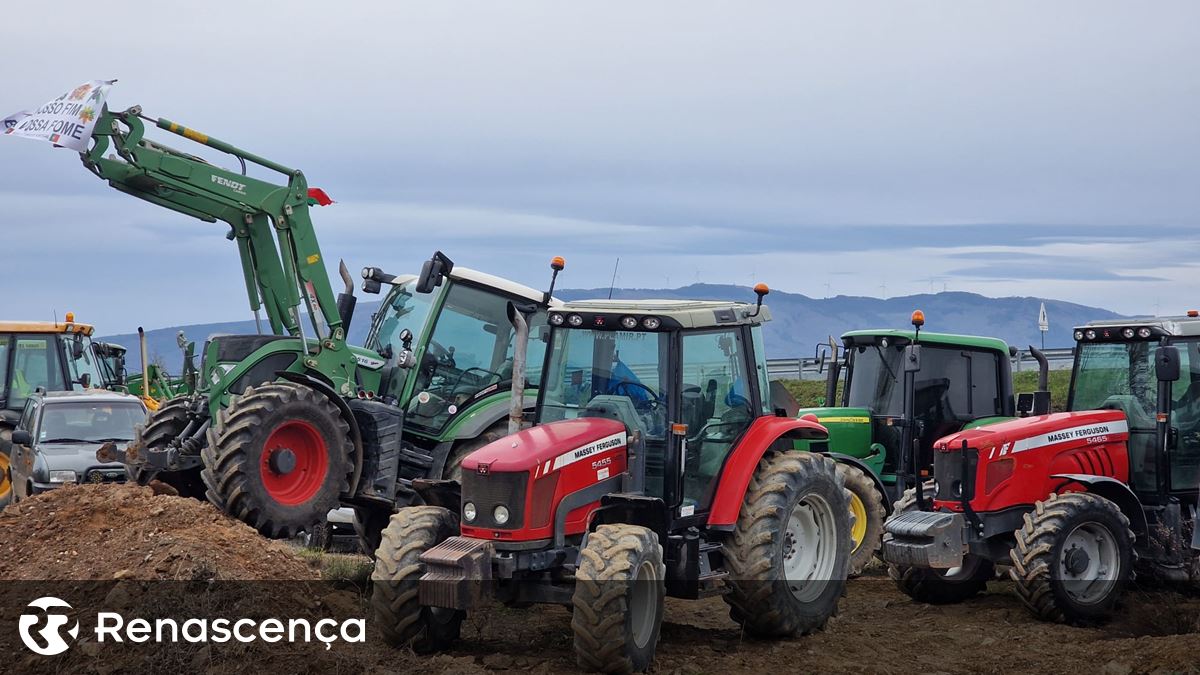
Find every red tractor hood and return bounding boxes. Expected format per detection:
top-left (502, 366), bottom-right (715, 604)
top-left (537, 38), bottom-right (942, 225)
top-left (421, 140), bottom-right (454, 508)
top-left (935, 409), bottom-right (1129, 457)
top-left (461, 417), bottom-right (628, 474)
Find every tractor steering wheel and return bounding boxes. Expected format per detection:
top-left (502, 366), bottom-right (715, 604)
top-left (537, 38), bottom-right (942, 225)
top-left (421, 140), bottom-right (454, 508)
top-left (608, 380), bottom-right (662, 411)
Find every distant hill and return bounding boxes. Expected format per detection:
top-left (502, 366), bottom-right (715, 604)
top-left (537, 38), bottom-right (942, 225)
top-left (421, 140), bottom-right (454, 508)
top-left (99, 287), bottom-right (1119, 369)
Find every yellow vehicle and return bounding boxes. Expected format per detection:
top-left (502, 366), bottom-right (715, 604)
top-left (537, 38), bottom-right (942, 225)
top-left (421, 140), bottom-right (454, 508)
top-left (0, 313), bottom-right (106, 507)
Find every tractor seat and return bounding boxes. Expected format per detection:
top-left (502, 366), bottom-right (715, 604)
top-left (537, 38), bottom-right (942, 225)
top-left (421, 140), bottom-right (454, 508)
top-left (1099, 395), bottom-right (1156, 431)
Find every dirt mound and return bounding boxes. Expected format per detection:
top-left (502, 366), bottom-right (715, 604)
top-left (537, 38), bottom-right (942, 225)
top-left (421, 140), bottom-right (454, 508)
top-left (0, 483), bottom-right (318, 581)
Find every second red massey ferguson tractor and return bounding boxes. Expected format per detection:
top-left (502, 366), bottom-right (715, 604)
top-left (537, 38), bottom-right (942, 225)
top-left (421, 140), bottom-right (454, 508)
top-left (883, 315), bottom-right (1200, 623)
top-left (371, 287), bottom-right (852, 672)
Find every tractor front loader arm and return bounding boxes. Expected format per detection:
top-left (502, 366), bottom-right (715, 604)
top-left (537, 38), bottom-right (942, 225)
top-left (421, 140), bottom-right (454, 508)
top-left (81, 106), bottom-right (345, 347)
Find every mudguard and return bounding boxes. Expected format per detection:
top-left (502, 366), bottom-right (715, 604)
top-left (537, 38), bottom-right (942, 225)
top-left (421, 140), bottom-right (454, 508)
top-left (1052, 473), bottom-right (1148, 538)
top-left (706, 416), bottom-right (828, 527)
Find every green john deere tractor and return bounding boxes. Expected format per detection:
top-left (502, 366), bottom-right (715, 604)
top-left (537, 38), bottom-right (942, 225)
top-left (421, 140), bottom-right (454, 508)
top-left (54, 98), bottom-right (562, 544)
top-left (796, 311), bottom-right (1050, 573)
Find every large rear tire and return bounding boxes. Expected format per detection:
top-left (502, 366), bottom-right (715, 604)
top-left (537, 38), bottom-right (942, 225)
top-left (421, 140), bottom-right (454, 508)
top-left (836, 462), bottom-right (886, 575)
top-left (887, 484), bottom-right (994, 604)
top-left (371, 506), bottom-right (464, 652)
top-left (201, 383), bottom-right (352, 538)
top-left (1010, 491), bottom-right (1134, 625)
top-left (571, 524), bottom-right (665, 674)
top-left (723, 451), bottom-right (851, 637)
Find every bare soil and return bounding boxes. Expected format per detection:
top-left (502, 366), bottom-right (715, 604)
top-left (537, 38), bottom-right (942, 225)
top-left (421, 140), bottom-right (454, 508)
top-left (3, 484), bottom-right (1198, 674)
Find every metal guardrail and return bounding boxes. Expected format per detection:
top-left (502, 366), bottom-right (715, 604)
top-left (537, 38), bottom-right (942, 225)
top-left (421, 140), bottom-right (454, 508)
top-left (767, 347), bottom-right (1076, 381)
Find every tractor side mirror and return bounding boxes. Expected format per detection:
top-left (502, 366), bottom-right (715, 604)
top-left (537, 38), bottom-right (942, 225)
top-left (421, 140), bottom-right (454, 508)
top-left (416, 251), bottom-right (454, 294)
top-left (11, 430), bottom-right (31, 446)
top-left (77, 373), bottom-right (92, 389)
top-left (71, 333), bottom-right (86, 360)
top-left (1156, 346), bottom-right (1181, 383)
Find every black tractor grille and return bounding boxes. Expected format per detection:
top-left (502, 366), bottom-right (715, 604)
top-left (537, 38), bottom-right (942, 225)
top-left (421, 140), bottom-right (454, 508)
top-left (933, 445), bottom-right (976, 502)
top-left (461, 470), bottom-right (527, 529)
top-left (86, 468), bottom-right (127, 484)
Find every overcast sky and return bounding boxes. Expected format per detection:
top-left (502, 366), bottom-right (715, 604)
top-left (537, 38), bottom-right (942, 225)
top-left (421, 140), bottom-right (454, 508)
top-left (2, 1), bottom-right (1197, 333)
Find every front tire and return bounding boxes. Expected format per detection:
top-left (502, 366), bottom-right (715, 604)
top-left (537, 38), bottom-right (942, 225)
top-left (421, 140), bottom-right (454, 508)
top-left (887, 484), bottom-right (993, 604)
top-left (201, 383), bottom-right (352, 538)
top-left (836, 463), bottom-right (886, 575)
top-left (133, 396), bottom-right (207, 498)
top-left (371, 506), bottom-right (463, 652)
top-left (571, 524), bottom-right (666, 674)
top-left (723, 451), bottom-right (851, 637)
top-left (1010, 491), bottom-right (1134, 624)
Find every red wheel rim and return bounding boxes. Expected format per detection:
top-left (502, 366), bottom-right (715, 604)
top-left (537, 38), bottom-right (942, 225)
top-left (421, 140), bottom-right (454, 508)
top-left (259, 420), bottom-right (329, 506)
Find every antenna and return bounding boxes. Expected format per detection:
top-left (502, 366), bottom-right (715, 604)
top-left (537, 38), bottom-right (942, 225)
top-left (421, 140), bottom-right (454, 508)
top-left (607, 257), bottom-right (620, 300)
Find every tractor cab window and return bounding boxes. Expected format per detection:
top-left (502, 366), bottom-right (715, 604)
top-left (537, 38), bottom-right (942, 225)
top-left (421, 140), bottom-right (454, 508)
top-left (5, 336), bottom-right (65, 411)
top-left (1071, 341), bottom-right (1160, 492)
top-left (680, 329), bottom-right (756, 510)
top-left (63, 334), bottom-right (103, 391)
top-left (0, 337), bottom-right (9, 407)
top-left (1070, 340), bottom-right (1200, 493)
top-left (407, 282), bottom-right (548, 433)
top-left (539, 327), bottom-right (670, 493)
top-left (368, 279), bottom-right (436, 358)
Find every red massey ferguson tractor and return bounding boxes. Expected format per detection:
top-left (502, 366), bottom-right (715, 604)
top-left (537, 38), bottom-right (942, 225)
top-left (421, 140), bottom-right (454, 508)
top-left (883, 315), bottom-right (1200, 623)
top-left (370, 287), bottom-right (852, 672)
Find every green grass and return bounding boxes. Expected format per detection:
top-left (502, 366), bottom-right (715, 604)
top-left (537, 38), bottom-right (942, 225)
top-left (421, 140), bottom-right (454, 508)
top-left (781, 368), bottom-right (1071, 412)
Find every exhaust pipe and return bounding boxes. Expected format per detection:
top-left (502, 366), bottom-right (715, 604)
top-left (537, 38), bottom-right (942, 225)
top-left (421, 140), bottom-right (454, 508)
top-left (1029, 345), bottom-right (1049, 392)
top-left (336, 259), bottom-right (357, 330)
top-left (506, 302), bottom-right (535, 435)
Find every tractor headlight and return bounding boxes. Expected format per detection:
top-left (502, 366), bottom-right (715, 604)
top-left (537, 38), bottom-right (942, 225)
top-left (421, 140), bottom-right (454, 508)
top-left (620, 316), bottom-right (638, 330)
top-left (549, 313), bottom-right (565, 326)
top-left (1084, 329), bottom-right (1097, 340)
top-left (1074, 330), bottom-right (1084, 341)
top-left (1137, 327), bottom-right (1152, 339)
top-left (49, 470), bottom-right (78, 484)
top-left (463, 502), bottom-right (477, 523)
top-left (567, 314), bottom-right (584, 327)
top-left (1122, 328), bottom-right (1135, 339)
top-left (493, 504), bottom-right (511, 526)
top-left (641, 316), bottom-right (661, 330)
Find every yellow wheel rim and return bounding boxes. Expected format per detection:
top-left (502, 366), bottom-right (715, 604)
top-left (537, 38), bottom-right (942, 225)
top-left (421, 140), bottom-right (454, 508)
top-left (849, 491), bottom-right (868, 550)
top-left (0, 453), bottom-right (11, 501)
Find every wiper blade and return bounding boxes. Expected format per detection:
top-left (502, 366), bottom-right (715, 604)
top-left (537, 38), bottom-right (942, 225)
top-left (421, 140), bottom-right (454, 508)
top-left (41, 438), bottom-right (92, 443)
top-left (92, 437), bottom-right (132, 442)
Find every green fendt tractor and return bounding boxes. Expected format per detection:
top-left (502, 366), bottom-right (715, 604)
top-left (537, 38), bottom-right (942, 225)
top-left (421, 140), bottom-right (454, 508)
top-left (797, 311), bottom-right (1050, 573)
top-left (71, 102), bottom-right (561, 543)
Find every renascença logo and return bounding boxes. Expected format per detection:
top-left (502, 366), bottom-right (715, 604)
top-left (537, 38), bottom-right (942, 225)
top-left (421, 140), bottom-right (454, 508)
top-left (17, 595), bottom-right (366, 655)
top-left (19, 597), bottom-right (80, 656)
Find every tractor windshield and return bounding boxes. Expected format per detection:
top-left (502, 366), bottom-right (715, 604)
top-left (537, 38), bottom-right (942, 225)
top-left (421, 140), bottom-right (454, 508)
top-left (406, 282), bottom-right (549, 433)
top-left (1071, 339), bottom-right (1200, 492)
top-left (538, 328), bottom-right (671, 440)
top-left (845, 342), bottom-right (906, 416)
top-left (1, 335), bottom-right (67, 412)
top-left (367, 279), bottom-right (436, 358)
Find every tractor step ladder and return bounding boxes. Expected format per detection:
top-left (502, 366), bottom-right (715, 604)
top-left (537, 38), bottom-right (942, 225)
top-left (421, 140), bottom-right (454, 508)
top-left (697, 541), bottom-right (730, 596)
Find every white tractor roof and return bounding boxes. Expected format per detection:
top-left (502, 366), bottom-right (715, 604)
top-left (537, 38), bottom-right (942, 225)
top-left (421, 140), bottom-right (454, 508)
top-left (559, 299), bottom-right (771, 328)
top-left (1081, 315), bottom-right (1200, 337)
top-left (449, 267), bottom-right (560, 306)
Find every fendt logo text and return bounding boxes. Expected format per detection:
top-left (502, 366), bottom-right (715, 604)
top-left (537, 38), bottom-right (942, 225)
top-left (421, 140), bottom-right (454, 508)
top-left (19, 597), bottom-right (80, 656)
top-left (17, 596), bottom-right (366, 655)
